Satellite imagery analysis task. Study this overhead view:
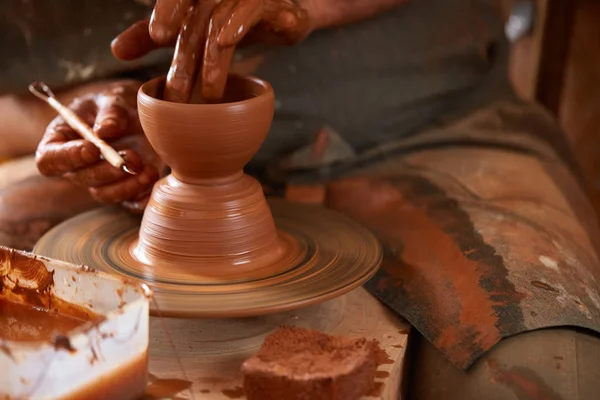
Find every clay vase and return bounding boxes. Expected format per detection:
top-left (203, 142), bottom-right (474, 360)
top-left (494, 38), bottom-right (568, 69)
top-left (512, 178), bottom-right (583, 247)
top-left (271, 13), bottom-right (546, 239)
top-left (132, 75), bottom-right (286, 281)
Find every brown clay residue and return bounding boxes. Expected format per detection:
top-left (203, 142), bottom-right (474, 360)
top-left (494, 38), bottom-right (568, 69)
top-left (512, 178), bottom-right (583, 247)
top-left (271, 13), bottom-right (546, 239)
top-left (0, 247), bottom-right (101, 343)
top-left (0, 247), bottom-right (54, 292)
top-left (487, 358), bottom-right (564, 400)
top-left (76, 265), bottom-right (97, 274)
top-left (367, 381), bottom-right (384, 397)
top-left (0, 341), bottom-right (14, 360)
top-left (116, 287), bottom-right (127, 308)
top-left (372, 341), bottom-right (394, 365)
top-left (325, 175), bottom-right (527, 368)
top-left (89, 345), bottom-right (100, 364)
top-left (145, 377), bottom-right (192, 399)
top-left (374, 370), bottom-right (390, 378)
top-left (52, 335), bottom-right (77, 353)
top-left (0, 295), bottom-right (100, 343)
top-left (222, 386), bottom-right (245, 398)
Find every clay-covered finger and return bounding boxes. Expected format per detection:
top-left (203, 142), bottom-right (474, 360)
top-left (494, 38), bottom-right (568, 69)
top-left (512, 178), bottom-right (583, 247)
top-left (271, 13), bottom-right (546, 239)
top-left (64, 150), bottom-right (144, 188)
top-left (93, 96), bottom-right (131, 140)
top-left (261, 3), bottom-right (310, 45)
top-left (119, 149), bottom-right (145, 175)
top-left (202, 0), bottom-right (239, 102)
top-left (216, 0), bottom-right (263, 47)
top-left (39, 98), bottom-right (96, 150)
top-left (150, 0), bottom-right (194, 45)
top-left (65, 160), bottom-right (127, 188)
top-left (37, 139), bottom-right (101, 177)
top-left (164, 1), bottom-right (218, 103)
top-left (202, 44), bottom-right (235, 102)
top-left (36, 99), bottom-right (100, 176)
top-left (90, 164), bottom-right (159, 204)
top-left (111, 19), bottom-right (161, 61)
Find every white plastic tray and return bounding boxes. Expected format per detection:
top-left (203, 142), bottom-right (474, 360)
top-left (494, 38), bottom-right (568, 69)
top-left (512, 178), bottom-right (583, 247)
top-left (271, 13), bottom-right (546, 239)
top-left (0, 246), bottom-right (150, 399)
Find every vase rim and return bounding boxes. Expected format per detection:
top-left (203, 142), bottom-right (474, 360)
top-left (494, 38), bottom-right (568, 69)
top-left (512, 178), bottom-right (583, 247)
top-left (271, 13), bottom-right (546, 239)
top-left (138, 74), bottom-right (273, 108)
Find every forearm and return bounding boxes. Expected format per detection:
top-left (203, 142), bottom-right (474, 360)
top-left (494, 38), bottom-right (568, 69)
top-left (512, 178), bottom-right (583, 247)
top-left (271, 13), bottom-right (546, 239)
top-left (302, 0), bottom-right (407, 32)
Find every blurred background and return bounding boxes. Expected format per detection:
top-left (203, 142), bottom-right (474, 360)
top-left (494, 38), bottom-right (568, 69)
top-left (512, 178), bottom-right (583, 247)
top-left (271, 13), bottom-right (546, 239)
top-left (503, 0), bottom-right (600, 222)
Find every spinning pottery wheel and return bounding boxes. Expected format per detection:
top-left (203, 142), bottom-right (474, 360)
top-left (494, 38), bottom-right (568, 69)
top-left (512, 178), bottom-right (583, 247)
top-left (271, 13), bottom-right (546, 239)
top-left (35, 200), bottom-right (382, 318)
top-left (35, 74), bottom-right (382, 318)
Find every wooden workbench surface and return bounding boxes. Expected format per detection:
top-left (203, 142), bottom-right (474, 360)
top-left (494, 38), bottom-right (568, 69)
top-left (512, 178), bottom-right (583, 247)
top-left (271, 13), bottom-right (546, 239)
top-left (146, 288), bottom-right (411, 400)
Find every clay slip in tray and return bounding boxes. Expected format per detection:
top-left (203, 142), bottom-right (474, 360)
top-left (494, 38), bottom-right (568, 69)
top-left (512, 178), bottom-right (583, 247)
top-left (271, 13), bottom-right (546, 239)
top-left (0, 246), bottom-right (150, 399)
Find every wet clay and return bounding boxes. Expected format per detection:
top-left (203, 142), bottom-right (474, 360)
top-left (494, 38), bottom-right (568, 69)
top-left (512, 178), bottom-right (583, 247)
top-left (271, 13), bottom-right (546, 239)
top-left (162, 0), bottom-right (237, 103)
top-left (241, 326), bottom-right (380, 400)
top-left (149, 0), bottom-right (195, 45)
top-left (0, 297), bottom-right (96, 342)
top-left (133, 74), bottom-right (289, 280)
top-left (0, 247), bottom-right (100, 342)
top-left (164, 0), bottom-right (218, 103)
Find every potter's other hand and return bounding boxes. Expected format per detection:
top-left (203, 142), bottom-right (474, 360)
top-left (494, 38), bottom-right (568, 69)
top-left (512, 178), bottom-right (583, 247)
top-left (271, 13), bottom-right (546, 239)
top-left (35, 81), bottom-right (160, 214)
top-left (200, 0), bottom-right (310, 99)
top-left (210, 0), bottom-right (310, 48)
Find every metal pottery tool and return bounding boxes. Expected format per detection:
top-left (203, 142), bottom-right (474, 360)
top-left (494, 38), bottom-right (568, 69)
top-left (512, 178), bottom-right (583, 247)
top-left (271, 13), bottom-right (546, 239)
top-left (28, 81), bottom-right (136, 175)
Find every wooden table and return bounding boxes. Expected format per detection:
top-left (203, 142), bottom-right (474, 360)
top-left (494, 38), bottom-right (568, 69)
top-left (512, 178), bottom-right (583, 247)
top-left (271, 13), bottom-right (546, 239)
top-left (146, 288), bottom-right (410, 400)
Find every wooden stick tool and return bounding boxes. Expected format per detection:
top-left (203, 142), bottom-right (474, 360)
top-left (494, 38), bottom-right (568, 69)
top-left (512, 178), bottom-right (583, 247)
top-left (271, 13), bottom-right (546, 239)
top-left (28, 81), bottom-right (137, 175)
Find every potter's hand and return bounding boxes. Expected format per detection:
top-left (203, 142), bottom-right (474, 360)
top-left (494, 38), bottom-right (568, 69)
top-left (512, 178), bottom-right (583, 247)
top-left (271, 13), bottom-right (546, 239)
top-left (35, 81), bottom-right (160, 214)
top-left (200, 0), bottom-right (310, 101)
top-left (111, 0), bottom-right (310, 102)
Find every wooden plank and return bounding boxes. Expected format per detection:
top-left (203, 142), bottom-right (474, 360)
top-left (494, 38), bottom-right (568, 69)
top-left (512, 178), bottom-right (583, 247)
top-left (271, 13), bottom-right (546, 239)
top-left (146, 288), bottom-right (411, 399)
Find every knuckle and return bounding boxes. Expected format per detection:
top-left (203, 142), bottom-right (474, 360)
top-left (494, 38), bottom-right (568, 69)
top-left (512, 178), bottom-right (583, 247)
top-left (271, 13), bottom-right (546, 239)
top-left (64, 141), bottom-right (97, 170)
top-left (80, 142), bottom-right (100, 165)
top-left (35, 152), bottom-right (55, 176)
